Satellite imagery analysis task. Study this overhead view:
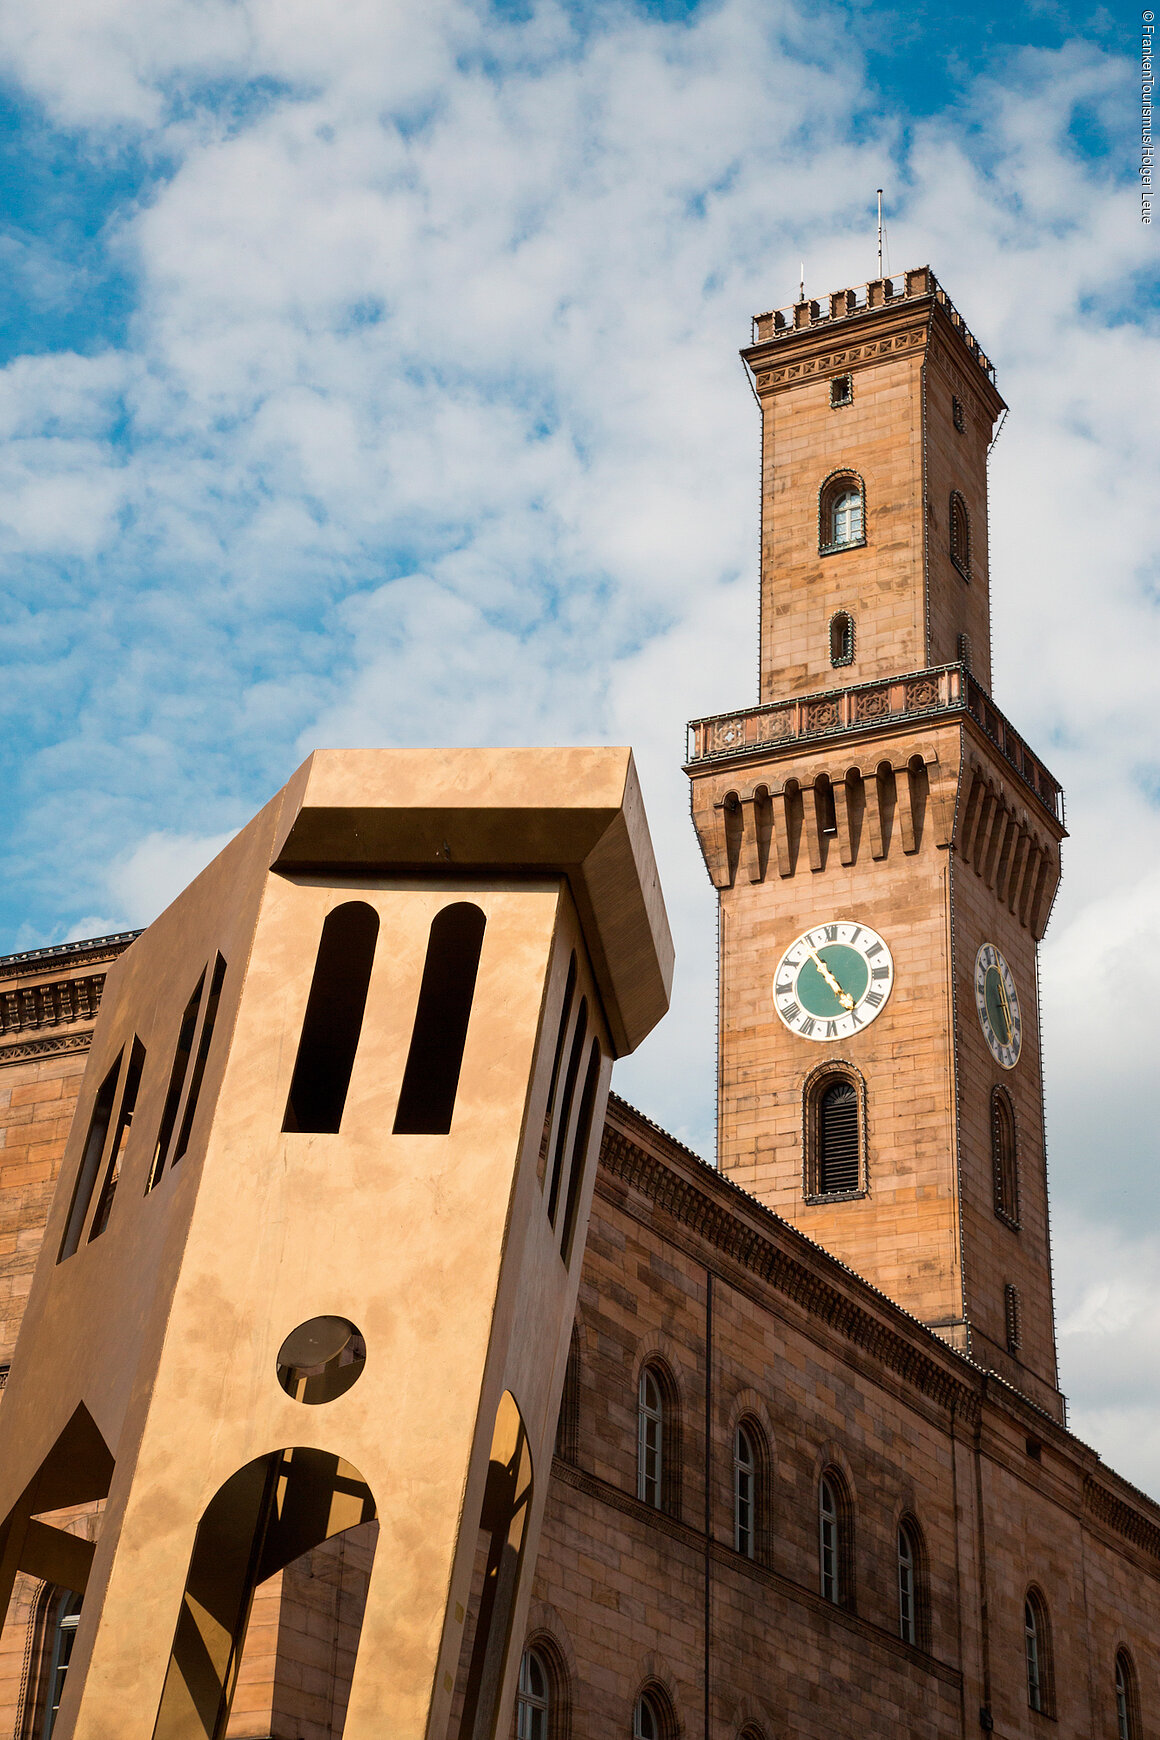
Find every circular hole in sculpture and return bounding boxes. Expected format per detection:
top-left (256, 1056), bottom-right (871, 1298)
top-left (276, 1316), bottom-right (366, 1405)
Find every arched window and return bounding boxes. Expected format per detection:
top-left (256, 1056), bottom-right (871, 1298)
top-left (992, 1087), bottom-right (1019, 1227)
top-left (897, 1519), bottom-right (923, 1646)
top-left (41, 1591), bottom-right (82, 1738)
top-left (517, 1647), bottom-right (551, 1740)
top-left (819, 474), bottom-right (866, 554)
top-left (633, 1686), bottom-right (674, 1740)
top-left (733, 1423), bottom-right (756, 1558)
top-left (818, 1472), bottom-right (851, 1606)
top-left (805, 1070), bottom-right (864, 1199)
top-left (1024, 1589), bottom-right (1054, 1715)
top-left (638, 1367), bottom-right (664, 1509)
top-left (1116, 1648), bottom-right (1139, 1740)
top-left (950, 491), bottom-right (970, 578)
top-left (829, 611), bottom-right (855, 667)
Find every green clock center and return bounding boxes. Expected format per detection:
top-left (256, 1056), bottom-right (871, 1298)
top-left (984, 968), bottom-right (1011, 1044)
top-left (797, 945), bottom-right (871, 1018)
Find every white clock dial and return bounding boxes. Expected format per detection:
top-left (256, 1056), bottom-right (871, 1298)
top-left (773, 921), bottom-right (894, 1042)
top-left (974, 942), bottom-right (1022, 1069)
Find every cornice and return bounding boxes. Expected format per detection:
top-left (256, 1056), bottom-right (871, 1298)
top-left (597, 1116), bottom-right (981, 1423)
top-left (1084, 1474), bottom-right (1160, 1564)
top-left (0, 1031), bottom-right (95, 1066)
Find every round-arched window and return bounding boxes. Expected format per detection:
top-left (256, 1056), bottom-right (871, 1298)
top-left (517, 1647), bottom-right (550, 1740)
top-left (633, 1690), bottom-right (663, 1739)
top-left (819, 474), bottom-right (866, 554)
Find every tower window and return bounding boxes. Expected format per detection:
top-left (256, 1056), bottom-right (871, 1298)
top-left (819, 473), bottom-right (866, 555)
top-left (950, 491), bottom-right (971, 579)
top-left (1005, 1282), bottom-right (1022, 1353)
top-left (952, 394), bottom-right (965, 432)
top-left (805, 1070), bottom-right (865, 1199)
top-left (830, 373), bottom-right (853, 407)
top-left (992, 1087), bottom-right (1020, 1228)
top-left (829, 611), bottom-right (855, 667)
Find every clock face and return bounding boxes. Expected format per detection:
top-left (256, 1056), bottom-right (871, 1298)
top-left (974, 943), bottom-right (1022, 1068)
top-left (773, 921), bottom-right (894, 1041)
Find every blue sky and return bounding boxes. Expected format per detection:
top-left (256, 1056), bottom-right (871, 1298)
top-left (0, 0), bottom-right (1157, 1486)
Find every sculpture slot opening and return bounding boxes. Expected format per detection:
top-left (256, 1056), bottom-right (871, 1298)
top-left (559, 1038), bottom-right (602, 1265)
top-left (393, 903), bottom-right (486, 1136)
top-left (147, 970), bottom-right (204, 1192)
top-left (545, 997), bottom-right (587, 1227)
top-left (88, 1036), bottom-right (146, 1241)
top-left (174, 953), bottom-right (228, 1161)
top-left (284, 908), bottom-right (378, 1135)
top-left (58, 1054), bottom-right (122, 1262)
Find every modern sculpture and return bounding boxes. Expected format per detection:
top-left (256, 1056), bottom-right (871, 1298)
top-left (0, 747), bottom-right (673, 1740)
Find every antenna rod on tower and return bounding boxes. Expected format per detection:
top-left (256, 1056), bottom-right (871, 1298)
top-left (877, 189), bottom-right (883, 277)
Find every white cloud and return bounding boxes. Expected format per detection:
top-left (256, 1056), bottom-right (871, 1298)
top-left (0, 0), bottom-right (1156, 1485)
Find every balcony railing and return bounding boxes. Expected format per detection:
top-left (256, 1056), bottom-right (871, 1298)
top-left (750, 266), bottom-right (996, 384)
top-left (686, 664), bottom-right (1062, 822)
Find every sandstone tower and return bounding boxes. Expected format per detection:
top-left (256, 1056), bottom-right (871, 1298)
top-left (686, 268), bottom-right (1066, 1417)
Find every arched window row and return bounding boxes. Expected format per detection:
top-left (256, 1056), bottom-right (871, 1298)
top-left (718, 761), bottom-right (932, 884)
top-left (819, 472), bottom-right (866, 556)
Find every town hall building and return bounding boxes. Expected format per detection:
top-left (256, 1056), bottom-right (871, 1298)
top-left (0, 267), bottom-right (1156, 1740)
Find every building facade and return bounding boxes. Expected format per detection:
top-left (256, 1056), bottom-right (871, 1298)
top-left (0, 269), bottom-right (1157, 1739)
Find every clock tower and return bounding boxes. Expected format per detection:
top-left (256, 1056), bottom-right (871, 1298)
top-left (686, 267), bottom-right (1067, 1417)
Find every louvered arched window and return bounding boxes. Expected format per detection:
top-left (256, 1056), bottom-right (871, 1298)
top-left (992, 1086), bottom-right (1019, 1227)
top-left (806, 1071), bottom-right (864, 1199)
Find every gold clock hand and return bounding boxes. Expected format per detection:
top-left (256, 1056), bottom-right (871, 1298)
top-left (806, 946), bottom-right (855, 1011)
top-left (996, 973), bottom-right (1014, 1043)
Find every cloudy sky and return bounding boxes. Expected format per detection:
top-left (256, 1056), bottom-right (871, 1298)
top-left (0, 0), bottom-right (1157, 1490)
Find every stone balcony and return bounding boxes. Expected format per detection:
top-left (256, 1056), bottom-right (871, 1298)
top-left (686, 664), bottom-right (1063, 824)
top-left (750, 266), bottom-right (997, 385)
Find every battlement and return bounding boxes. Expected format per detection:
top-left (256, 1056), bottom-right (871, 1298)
top-left (750, 265), bottom-right (997, 385)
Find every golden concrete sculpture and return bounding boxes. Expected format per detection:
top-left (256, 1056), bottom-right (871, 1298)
top-left (0, 747), bottom-right (673, 1740)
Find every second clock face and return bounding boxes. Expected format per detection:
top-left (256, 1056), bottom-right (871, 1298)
top-left (773, 921), bottom-right (894, 1041)
top-left (974, 942), bottom-right (1022, 1068)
